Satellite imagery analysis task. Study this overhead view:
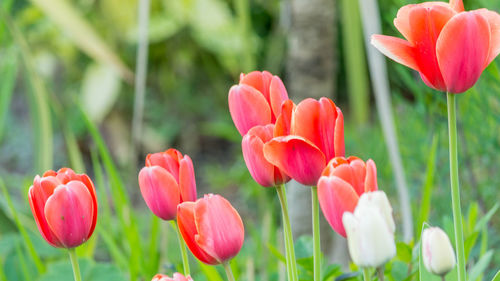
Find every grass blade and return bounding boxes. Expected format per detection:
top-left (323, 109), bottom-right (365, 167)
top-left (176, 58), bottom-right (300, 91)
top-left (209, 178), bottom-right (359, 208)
top-left (0, 48), bottom-right (17, 142)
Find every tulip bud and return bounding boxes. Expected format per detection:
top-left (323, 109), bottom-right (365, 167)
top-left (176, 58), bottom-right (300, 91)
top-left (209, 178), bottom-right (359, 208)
top-left (342, 191), bottom-right (396, 268)
top-left (177, 194), bottom-right (244, 265)
top-left (422, 227), bottom-right (456, 276)
top-left (152, 273), bottom-right (193, 281)
top-left (28, 168), bottom-right (98, 248)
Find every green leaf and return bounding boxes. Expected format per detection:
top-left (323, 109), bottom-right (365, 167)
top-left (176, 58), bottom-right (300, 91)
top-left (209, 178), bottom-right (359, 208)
top-left (468, 250), bottom-right (493, 281)
top-left (417, 134), bottom-right (438, 240)
top-left (396, 242), bottom-right (413, 263)
top-left (198, 261), bottom-right (224, 281)
top-left (474, 203), bottom-right (499, 232)
top-left (0, 47), bottom-right (17, 142)
top-left (491, 270), bottom-right (500, 281)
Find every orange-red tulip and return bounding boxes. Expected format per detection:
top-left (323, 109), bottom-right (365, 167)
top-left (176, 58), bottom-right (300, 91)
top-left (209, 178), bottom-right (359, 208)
top-left (228, 71), bottom-right (289, 135)
top-left (139, 149), bottom-right (197, 220)
top-left (152, 273), bottom-right (193, 281)
top-left (28, 168), bottom-right (98, 248)
top-left (371, 0), bottom-right (500, 93)
top-left (263, 97), bottom-right (345, 186)
top-left (317, 157), bottom-right (378, 237)
top-left (242, 124), bottom-right (290, 187)
top-left (177, 194), bottom-right (244, 265)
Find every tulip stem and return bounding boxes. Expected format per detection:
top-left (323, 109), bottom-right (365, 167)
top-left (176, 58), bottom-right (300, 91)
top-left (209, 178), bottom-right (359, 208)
top-left (446, 93), bottom-right (466, 281)
top-left (171, 220), bottom-right (190, 276)
top-left (377, 266), bottom-right (385, 281)
top-left (311, 186), bottom-right (321, 281)
top-left (68, 248), bottom-right (82, 281)
top-left (363, 268), bottom-right (371, 281)
top-left (223, 261), bottom-right (236, 281)
top-left (276, 185), bottom-right (299, 281)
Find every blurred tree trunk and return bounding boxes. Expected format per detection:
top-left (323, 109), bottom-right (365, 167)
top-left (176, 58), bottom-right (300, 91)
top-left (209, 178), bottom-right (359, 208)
top-left (284, 0), bottom-right (349, 267)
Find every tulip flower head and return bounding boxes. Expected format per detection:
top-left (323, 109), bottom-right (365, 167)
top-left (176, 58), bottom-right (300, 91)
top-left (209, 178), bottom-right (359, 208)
top-left (177, 194), bottom-right (244, 265)
top-left (152, 273), bottom-right (193, 281)
top-left (342, 191), bottom-right (396, 268)
top-left (264, 97), bottom-right (345, 186)
top-left (28, 168), bottom-right (98, 248)
top-left (138, 149), bottom-right (197, 220)
top-left (422, 227), bottom-right (456, 276)
top-left (318, 157), bottom-right (378, 237)
top-left (242, 124), bottom-right (290, 187)
top-left (371, 0), bottom-right (500, 93)
top-left (228, 71), bottom-right (289, 135)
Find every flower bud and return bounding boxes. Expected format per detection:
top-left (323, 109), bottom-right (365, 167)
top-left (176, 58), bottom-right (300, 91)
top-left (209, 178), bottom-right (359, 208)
top-left (342, 191), bottom-right (396, 268)
top-left (422, 227), bottom-right (456, 276)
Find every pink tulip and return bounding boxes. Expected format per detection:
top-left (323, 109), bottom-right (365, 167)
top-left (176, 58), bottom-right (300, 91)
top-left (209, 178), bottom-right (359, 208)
top-left (371, 0), bottom-right (500, 93)
top-left (228, 71), bottom-right (289, 135)
top-left (242, 124), bottom-right (290, 187)
top-left (317, 157), bottom-right (378, 237)
top-left (28, 168), bottom-right (98, 248)
top-left (263, 97), bottom-right (345, 186)
top-left (138, 149), bottom-right (197, 220)
top-left (177, 194), bottom-right (244, 265)
top-left (152, 273), bottom-right (193, 281)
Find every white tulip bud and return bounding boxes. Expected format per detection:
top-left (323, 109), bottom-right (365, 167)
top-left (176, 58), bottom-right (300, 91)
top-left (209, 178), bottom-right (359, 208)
top-left (342, 191), bottom-right (396, 268)
top-left (422, 227), bottom-right (456, 276)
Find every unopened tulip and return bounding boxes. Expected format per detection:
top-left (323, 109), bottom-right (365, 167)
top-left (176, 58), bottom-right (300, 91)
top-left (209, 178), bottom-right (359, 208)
top-left (264, 97), bottom-right (345, 185)
top-left (152, 273), bottom-right (193, 281)
top-left (342, 191), bottom-right (396, 268)
top-left (318, 157), bottom-right (378, 237)
top-left (228, 71), bottom-right (289, 135)
top-left (28, 168), bottom-right (98, 248)
top-left (177, 194), bottom-right (244, 265)
top-left (422, 227), bottom-right (456, 276)
top-left (371, 0), bottom-right (500, 93)
top-left (242, 124), bottom-right (290, 187)
top-left (138, 149), bottom-right (197, 220)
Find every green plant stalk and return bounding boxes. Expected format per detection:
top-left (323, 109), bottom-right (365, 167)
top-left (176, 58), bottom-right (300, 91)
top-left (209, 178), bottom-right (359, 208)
top-left (311, 186), bottom-right (320, 281)
top-left (68, 248), bottom-right (82, 281)
top-left (171, 220), bottom-right (190, 275)
top-left (377, 267), bottom-right (384, 281)
top-left (223, 262), bottom-right (236, 281)
top-left (276, 185), bottom-right (299, 281)
top-left (446, 93), bottom-right (466, 281)
top-left (363, 268), bottom-right (371, 281)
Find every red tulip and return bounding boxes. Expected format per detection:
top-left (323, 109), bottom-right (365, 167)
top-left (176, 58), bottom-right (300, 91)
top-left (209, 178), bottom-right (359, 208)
top-left (242, 124), bottom-right (290, 187)
top-left (28, 168), bottom-right (98, 248)
top-left (177, 194), bottom-right (244, 265)
top-left (152, 273), bottom-right (193, 281)
top-left (138, 149), bottom-right (197, 220)
top-left (263, 97), bottom-right (345, 186)
top-left (371, 0), bottom-right (500, 93)
top-left (317, 157), bottom-right (378, 237)
top-left (228, 71), bottom-right (289, 135)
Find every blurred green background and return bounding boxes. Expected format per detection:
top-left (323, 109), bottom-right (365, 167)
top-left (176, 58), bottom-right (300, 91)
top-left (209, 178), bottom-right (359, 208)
top-left (0, 0), bottom-right (499, 280)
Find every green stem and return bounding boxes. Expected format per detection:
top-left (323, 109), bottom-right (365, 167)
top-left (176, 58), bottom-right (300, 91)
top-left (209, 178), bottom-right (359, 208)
top-left (311, 186), bottom-right (320, 281)
top-left (171, 220), bottom-right (190, 275)
top-left (276, 185), bottom-right (299, 281)
top-left (223, 261), bottom-right (236, 281)
top-left (377, 266), bottom-right (385, 281)
top-left (446, 93), bottom-right (466, 281)
top-left (363, 268), bottom-right (371, 281)
top-left (68, 248), bottom-right (82, 281)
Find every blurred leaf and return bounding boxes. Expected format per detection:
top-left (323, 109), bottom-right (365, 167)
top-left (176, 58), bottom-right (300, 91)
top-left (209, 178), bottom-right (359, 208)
top-left (396, 242), bottom-right (412, 263)
top-left (322, 264), bottom-right (342, 281)
top-left (416, 135), bottom-right (438, 239)
top-left (38, 258), bottom-right (125, 281)
top-left (0, 48), bottom-right (17, 142)
top-left (492, 270), bottom-right (500, 281)
top-left (266, 243), bottom-right (286, 263)
top-left (390, 261), bottom-right (409, 281)
top-left (81, 63), bottom-right (122, 123)
top-left (468, 251), bottom-right (493, 281)
top-left (474, 203), bottom-right (499, 232)
top-left (29, 0), bottom-right (134, 82)
top-left (198, 261), bottom-right (224, 281)
top-left (334, 272), bottom-right (359, 281)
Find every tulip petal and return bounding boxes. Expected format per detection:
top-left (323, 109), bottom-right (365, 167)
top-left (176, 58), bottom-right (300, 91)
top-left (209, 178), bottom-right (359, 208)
top-left (436, 11), bottom-right (491, 93)
top-left (194, 194), bottom-right (244, 263)
top-left (177, 202), bottom-right (218, 265)
top-left (138, 166), bottom-right (180, 220)
top-left (44, 181), bottom-right (94, 248)
top-left (263, 136), bottom-right (326, 186)
top-left (334, 107), bottom-right (345, 158)
top-left (409, 5), bottom-right (456, 91)
top-left (79, 174), bottom-right (98, 240)
top-left (371, 35), bottom-right (418, 71)
top-left (449, 0), bottom-right (464, 13)
top-left (147, 150), bottom-right (181, 183)
top-left (228, 84), bottom-right (272, 135)
top-left (242, 126), bottom-right (277, 187)
top-left (269, 76), bottom-right (289, 119)
top-left (476, 9), bottom-right (500, 66)
top-left (274, 99), bottom-right (295, 137)
top-left (364, 159), bottom-right (378, 192)
top-left (239, 71), bottom-right (273, 103)
top-left (318, 176), bottom-right (360, 237)
top-left (179, 155), bottom-right (197, 202)
top-left (28, 176), bottom-right (63, 247)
